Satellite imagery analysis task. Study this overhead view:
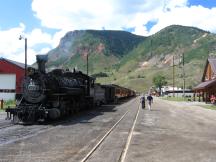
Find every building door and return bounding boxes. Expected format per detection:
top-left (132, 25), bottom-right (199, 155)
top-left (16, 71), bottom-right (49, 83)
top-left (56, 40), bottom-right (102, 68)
top-left (0, 74), bottom-right (16, 101)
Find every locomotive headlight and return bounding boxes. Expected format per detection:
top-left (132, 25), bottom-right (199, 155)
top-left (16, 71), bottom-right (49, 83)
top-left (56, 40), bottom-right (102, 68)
top-left (22, 77), bottom-right (46, 103)
top-left (25, 78), bottom-right (42, 96)
top-left (28, 79), bottom-right (41, 91)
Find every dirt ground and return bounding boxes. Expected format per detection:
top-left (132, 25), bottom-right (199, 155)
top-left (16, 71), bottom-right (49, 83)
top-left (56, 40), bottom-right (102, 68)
top-left (126, 98), bottom-right (216, 162)
top-left (1, 97), bottom-right (216, 162)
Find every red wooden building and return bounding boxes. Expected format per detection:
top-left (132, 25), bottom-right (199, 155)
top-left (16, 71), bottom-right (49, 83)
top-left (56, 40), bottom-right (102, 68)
top-left (0, 58), bottom-right (26, 100)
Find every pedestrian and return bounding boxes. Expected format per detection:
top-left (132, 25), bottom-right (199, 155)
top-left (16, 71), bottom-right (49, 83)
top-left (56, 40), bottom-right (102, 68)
top-left (210, 94), bottom-right (216, 104)
top-left (0, 99), bottom-right (3, 109)
top-left (140, 95), bottom-right (145, 109)
top-left (147, 94), bottom-right (153, 110)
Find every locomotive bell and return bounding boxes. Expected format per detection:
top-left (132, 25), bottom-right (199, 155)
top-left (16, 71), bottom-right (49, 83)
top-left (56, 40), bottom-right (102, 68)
top-left (36, 55), bottom-right (48, 73)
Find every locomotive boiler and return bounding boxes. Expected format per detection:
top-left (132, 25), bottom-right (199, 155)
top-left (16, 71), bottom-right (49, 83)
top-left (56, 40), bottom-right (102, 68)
top-left (6, 55), bottom-right (94, 123)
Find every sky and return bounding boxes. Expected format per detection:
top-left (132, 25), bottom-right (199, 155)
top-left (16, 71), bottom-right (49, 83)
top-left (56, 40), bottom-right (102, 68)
top-left (0, 0), bottom-right (216, 64)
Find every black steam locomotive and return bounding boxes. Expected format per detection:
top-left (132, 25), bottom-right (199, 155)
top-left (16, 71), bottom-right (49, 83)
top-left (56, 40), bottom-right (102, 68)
top-left (6, 55), bottom-right (95, 123)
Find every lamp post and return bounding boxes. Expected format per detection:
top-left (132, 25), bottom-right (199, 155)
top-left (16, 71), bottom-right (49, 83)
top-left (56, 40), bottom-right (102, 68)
top-left (19, 35), bottom-right (27, 77)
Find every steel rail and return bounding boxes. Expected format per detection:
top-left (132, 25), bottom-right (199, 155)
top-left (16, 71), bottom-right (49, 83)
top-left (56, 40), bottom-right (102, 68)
top-left (80, 97), bottom-right (138, 162)
top-left (118, 102), bottom-right (141, 162)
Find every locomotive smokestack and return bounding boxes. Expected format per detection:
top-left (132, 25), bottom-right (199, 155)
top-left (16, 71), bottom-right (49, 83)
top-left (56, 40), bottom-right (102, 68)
top-left (36, 55), bottom-right (48, 73)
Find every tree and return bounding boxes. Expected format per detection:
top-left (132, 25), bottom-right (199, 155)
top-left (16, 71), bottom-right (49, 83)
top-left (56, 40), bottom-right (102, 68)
top-left (153, 75), bottom-right (167, 95)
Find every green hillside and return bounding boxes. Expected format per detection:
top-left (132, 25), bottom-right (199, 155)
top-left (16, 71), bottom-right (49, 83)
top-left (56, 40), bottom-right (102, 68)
top-left (97, 25), bottom-right (216, 92)
top-left (46, 30), bottom-right (144, 73)
top-left (46, 25), bottom-right (216, 93)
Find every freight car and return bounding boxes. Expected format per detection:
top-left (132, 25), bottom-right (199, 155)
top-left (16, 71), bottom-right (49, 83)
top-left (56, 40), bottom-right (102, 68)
top-left (6, 55), bottom-right (95, 123)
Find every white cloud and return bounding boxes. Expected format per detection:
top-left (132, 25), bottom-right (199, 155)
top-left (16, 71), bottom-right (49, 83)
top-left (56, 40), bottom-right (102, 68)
top-left (52, 30), bottom-right (69, 48)
top-left (0, 24), bottom-right (55, 64)
top-left (0, 23), bottom-right (25, 55)
top-left (32, 0), bottom-right (115, 30)
top-left (149, 5), bottom-right (216, 35)
top-left (1, 0), bottom-right (216, 65)
top-left (133, 25), bottom-right (149, 36)
top-left (26, 28), bottom-right (52, 48)
top-left (32, 0), bottom-right (216, 36)
top-left (32, 0), bottom-right (166, 31)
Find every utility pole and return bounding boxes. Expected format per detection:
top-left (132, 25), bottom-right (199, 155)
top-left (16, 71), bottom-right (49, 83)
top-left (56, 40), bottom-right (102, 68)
top-left (182, 53), bottom-right (185, 99)
top-left (173, 55), bottom-right (175, 97)
top-left (150, 38), bottom-right (152, 57)
top-left (87, 54), bottom-right (89, 75)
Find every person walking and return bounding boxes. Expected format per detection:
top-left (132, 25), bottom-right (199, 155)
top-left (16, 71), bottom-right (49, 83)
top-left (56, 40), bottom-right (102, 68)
top-left (140, 95), bottom-right (145, 109)
top-left (147, 94), bottom-right (153, 110)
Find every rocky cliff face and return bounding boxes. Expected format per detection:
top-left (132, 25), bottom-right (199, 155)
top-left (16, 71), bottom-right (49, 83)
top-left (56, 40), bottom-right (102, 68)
top-left (44, 25), bottom-right (216, 91)
top-left (46, 30), bottom-right (145, 71)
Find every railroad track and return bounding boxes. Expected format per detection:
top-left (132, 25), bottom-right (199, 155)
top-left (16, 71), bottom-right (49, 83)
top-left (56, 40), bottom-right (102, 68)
top-left (0, 113), bottom-right (85, 146)
top-left (0, 116), bottom-right (67, 131)
top-left (0, 103), bottom-right (126, 146)
top-left (0, 97), bottom-right (140, 156)
top-left (0, 120), bottom-right (14, 130)
top-left (80, 97), bottom-right (141, 162)
top-left (0, 120), bottom-right (68, 146)
top-left (0, 123), bottom-right (14, 129)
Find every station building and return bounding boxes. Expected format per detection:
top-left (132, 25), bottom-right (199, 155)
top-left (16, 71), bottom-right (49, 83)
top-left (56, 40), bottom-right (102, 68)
top-left (193, 58), bottom-right (216, 102)
top-left (0, 58), bottom-right (26, 101)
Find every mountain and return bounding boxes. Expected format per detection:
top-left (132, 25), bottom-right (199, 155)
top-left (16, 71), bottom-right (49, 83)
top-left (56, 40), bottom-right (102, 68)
top-left (46, 30), bottom-right (144, 73)
top-left (45, 25), bottom-right (216, 92)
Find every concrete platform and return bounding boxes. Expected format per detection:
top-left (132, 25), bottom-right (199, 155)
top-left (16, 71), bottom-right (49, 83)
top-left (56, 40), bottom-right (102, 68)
top-left (126, 97), bottom-right (216, 162)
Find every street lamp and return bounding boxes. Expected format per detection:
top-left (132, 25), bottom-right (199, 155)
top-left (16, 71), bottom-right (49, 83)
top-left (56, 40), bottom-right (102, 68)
top-left (19, 35), bottom-right (27, 77)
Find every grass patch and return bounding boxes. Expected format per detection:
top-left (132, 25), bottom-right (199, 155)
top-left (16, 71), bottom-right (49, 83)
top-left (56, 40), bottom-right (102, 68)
top-left (199, 104), bottom-right (216, 110)
top-left (0, 100), bottom-right (16, 111)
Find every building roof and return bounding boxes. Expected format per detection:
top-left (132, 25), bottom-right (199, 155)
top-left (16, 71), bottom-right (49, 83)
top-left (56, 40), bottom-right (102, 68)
top-left (194, 57), bottom-right (216, 91)
top-left (193, 79), bottom-right (216, 91)
top-left (0, 57), bottom-right (29, 69)
top-left (202, 58), bottom-right (216, 81)
top-left (208, 58), bottom-right (216, 73)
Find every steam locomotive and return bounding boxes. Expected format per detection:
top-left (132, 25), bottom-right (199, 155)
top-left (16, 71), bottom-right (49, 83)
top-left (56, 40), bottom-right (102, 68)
top-left (5, 55), bottom-right (135, 123)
